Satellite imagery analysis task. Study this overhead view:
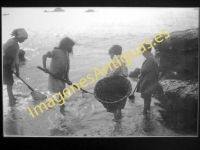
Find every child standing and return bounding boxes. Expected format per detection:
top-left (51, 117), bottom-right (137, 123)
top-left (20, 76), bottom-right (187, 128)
top-left (106, 45), bottom-right (128, 120)
top-left (3, 28), bottom-right (28, 105)
top-left (136, 43), bottom-right (159, 116)
top-left (42, 37), bottom-right (75, 115)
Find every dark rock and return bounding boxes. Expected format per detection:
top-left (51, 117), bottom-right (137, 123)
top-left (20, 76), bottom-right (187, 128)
top-left (129, 68), bottom-right (140, 78)
top-left (159, 79), bottom-right (198, 113)
top-left (152, 28), bottom-right (198, 131)
top-left (153, 28), bottom-right (198, 80)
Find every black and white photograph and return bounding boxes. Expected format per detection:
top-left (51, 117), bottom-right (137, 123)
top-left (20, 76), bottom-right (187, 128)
top-left (2, 7), bottom-right (199, 137)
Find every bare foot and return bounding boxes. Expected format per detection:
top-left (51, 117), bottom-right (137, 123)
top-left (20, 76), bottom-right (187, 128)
top-left (60, 109), bottom-right (66, 116)
top-left (60, 105), bottom-right (66, 116)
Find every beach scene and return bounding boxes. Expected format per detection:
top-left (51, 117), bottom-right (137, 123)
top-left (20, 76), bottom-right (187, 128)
top-left (2, 7), bottom-right (199, 137)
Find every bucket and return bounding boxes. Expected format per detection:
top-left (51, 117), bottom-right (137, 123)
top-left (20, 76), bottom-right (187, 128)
top-left (94, 76), bottom-right (132, 111)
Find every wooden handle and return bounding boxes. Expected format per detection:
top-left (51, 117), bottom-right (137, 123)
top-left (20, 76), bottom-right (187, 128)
top-left (7, 65), bottom-right (35, 91)
top-left (37, 66), bottom-right (93, 94)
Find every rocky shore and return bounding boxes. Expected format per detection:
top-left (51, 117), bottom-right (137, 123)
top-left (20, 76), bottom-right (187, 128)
top-left (159, 79), bottom-right (198, 113)
top-left (154, 28), bottom-right (198, 132)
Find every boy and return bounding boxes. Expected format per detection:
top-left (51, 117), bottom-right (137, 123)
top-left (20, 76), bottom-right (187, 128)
top-left (3, 28), bottom-right (28, 105)
top-left (136, 43), bottom-right (159, 115)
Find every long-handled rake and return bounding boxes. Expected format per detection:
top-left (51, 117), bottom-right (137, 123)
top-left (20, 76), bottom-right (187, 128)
top-left (7, 65), bottom-right (46, 100)
top-left (128, 76), bottom-right (142, 101)
top-left (37, 66), bottom-right (93, 95)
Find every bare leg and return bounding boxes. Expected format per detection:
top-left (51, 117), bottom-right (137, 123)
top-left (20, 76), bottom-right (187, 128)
top-left (113, 109), bottom-right (122, 121)
top-left (147, 96), bottom-right (151, 113)
top-left (7, 85), bottom-right (14, 99)
top-left (117, 109), bottom-right (122, 119)
top-left (7, 85), bottom-right (16, 106)
top-left (59, 93), bottom-right (66, 115)
top-left (143, 98), bottom-right (148, 115)
top-left (113, 109), bottom-right (118, 120)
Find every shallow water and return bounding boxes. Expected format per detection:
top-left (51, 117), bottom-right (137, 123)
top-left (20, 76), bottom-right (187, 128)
top-left (2, 7), bottom-right (198, 136)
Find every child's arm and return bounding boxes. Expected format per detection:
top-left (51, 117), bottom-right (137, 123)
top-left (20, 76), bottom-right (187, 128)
top-left (42, 54), bottom-right (49, 73)
top-left (63, 65), bottom-right (72, 85)
top-left (63, 54), bottom-right (72, 85)
top-left (14, 49), bottom-right (20, 77)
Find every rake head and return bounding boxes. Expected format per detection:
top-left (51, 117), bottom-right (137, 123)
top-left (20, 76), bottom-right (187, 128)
top-left (31, 91), bottom-right (47, 100)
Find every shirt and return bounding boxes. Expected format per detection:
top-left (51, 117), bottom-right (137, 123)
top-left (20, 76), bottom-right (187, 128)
top-left (46, 47), bottom-right (69, 78)
top-left (46, 47), bottom-right (70, 93)
top-left (137, 56), bottom-right (159, 94)
top-left (107, 55), bottom-right (128, 77)
top-left (3, 38), bottom-right (19, 68)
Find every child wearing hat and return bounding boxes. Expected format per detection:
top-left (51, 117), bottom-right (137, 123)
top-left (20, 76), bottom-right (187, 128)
top-left (106, 45), bottom-right (128, 120)
top-left (42, 36), bottom-right (75, 115)
top-left (3, 28), bottom-right (28, 105)
top-left (136, 43), bottom-right (159, 116)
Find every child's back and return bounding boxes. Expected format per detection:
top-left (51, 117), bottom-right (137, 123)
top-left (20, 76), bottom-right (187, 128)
top-left (46, 47), bottom-right (70, 93)
top-left (48, 47), bottom-right (69, 78)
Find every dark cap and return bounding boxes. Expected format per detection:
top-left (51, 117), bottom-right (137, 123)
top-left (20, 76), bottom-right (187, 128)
top-left (143, 43), bottom-right (152, 52)
top-left (108, 45), bottom-right (122, 55)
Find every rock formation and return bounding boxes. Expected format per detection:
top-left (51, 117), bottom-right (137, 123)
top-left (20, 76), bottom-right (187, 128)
top-left (129, 68), bottom-right (140, 78)
top-left (53, 8), bottom-right (65, 12)
top-left (154, 28), bottom-right (198, 116)
top-left (154, 28), bottom-right (198, 80)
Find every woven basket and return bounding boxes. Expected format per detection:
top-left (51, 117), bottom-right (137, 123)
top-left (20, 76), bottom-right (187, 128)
top-left (94, 76), bottom-right (132, 110)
